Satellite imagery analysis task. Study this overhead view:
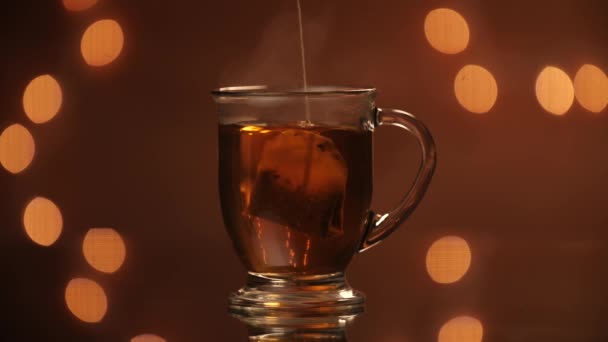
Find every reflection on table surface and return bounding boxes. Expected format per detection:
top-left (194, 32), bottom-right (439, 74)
top-left (235, 312), bottom-right (354, 341)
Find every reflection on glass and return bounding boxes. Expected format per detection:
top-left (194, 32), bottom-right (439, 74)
top-left (424, 8), bottom-right (470, 54)
top-left (234, 311), bottom-right (356, 342)
top-left (249, 330), bottom-right (347, 341)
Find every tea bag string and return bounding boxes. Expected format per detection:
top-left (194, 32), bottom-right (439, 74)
top-left (296, 0), bottom-right (311, 122)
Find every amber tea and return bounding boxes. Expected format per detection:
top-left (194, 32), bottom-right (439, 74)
top-left (219, 123), bottom-right (373, 275)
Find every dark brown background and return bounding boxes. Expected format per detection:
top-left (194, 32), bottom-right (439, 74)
top-left (1, 0), bottom-right (607, 341)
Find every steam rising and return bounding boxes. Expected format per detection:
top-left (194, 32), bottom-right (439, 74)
top-left (219, 2), bottom-right (331, 88)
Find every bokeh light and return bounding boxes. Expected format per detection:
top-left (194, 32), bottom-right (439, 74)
top-left (424, 8), bottom-right (470, 54)
top-left (535, 66), bottom-right (574, 116)
top-left (81, 19), bottom-right (124, 67)
top-left (23, 197), bottom-right (63, 247)
top-left (438, 316), bottom-right (483, 342)
top-left (574, 64), bottom-right (608, 113)
top-left (83, 228), bottom-right (126, 273)
top-left (426, 236), bottom-right (471, 284)
top-left (131, 334), bottom-right (167, 342)
top-left (65, 278), bottom-right (107, 323)
top-left (63, 0), bottom-right (97, 11)
top-left (454, 65), bottom-right (498, 114)
top-left (23, 75), bottom-right (63, 124)
top-left (0, 124), bottom-right (35, 174)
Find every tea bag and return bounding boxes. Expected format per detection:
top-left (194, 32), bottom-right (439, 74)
top-left (248, 129), bottom-right (347, 237)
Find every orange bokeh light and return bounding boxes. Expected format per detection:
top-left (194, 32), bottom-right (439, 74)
top-left (81, 19), bottom-right (124, 67)
top-left (426, 236), bottom-right (471, 284)
top-left (23, 74), bottom-right (63, 124)
top-left (424, 8), bottom-right (470, 55)
top-left (574, 64), bottom-right (608, 113)
top-left (83, 228), bottom-right (126, 273)
top-left (23, 197), bottom-right (63, 247)
top-left (454, 65), bottom-right (498, 114)
top-left (65, 278), bottom-right (108, 323)
top-left (131, 334), bottom-right (167, 342)
top-left (0, 124), bottom-right (35, 174)
top-left (535, 66), bottom-right (574, 116)
top-left (63, 0), bottom-right (98, 11)
top-left (438, 316), bottom-right (483, 342)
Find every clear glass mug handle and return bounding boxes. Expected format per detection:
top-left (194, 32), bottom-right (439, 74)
top-left (359, 108), bottom-right (437, 252)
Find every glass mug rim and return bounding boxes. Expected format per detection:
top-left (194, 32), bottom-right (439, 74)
top-left (211, 85), bottom-right (377, 97)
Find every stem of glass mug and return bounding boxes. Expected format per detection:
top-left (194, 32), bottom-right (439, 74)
top-left (358, 108), bottom-right (437, 252)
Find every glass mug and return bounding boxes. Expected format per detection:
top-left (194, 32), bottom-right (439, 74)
top-left (212, 86), bottom-right (436, 316)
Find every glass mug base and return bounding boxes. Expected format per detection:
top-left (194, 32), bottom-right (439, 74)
top-left (229, 272), bottom-right (365, 317)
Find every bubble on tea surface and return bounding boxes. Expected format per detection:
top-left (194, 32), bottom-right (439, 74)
top-left (247, 128), bottom-right (347, 237)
